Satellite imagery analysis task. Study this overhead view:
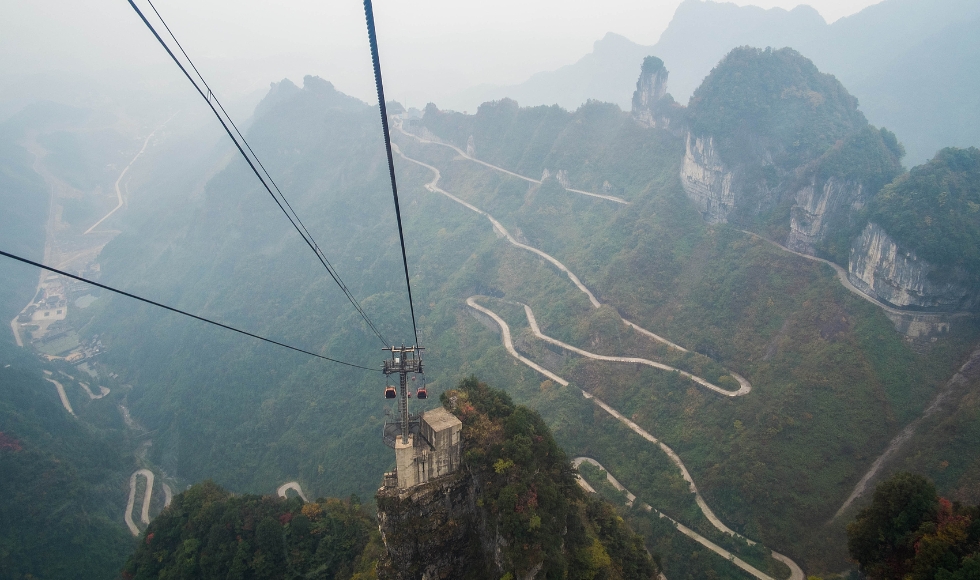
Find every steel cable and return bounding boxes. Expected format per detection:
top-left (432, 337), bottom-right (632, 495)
top-left (1, 250), bottom-right (379, 371)
top-left (363, 0), bottom-right (420, 347)
top-left (127, 0), bottom-right (390, 347)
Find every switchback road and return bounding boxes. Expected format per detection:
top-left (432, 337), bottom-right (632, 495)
top-left (395, 121), bottom-right (628, 205)
top-left (125, 469), bottom-right (154, 536)
top-left (572, 457), bottom-right (803, 580)
top-left (396, 143), bottom-right (749, 395)
top-left (466, 296), bottom-right (801, 578)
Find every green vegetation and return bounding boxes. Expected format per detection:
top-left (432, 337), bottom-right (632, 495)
top-left (46, 63), bottom-right (978, 580)
top-left (846, 472), bottom-right (980, 580)
top-left (688, 47), bottom-right (867, 169)
top-left (868, 147), bottom-right (980, 279)
top-left (411, 96), bottom-right (978, 574)
top-left (439, 377), bottom-right (657, 579)
top-left (641, 56), bottom-right (665, 76)
top-left (0, 103), bottom-right (140, 580)
top-left (122, 481), bottom-right (381, 580)
top-left (0, 345), bottom-right (135, 580)
top-left (685, 46), bottom-right (904, 259)
top-left (813, 126), bottom-right (905, 263)
top-left (876, 357), bottom-right (980, 509)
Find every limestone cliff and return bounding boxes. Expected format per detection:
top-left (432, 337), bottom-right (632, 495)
top-left (786, 177), bottom-right (865, 255)
top-left (848, 222), bottom-right (980, 311)
top-left (680, 133), bottom-right (735, 223)
top-left (631, 56), bottom-right (669, 128)
top-left (376, 472), bottom-right (487, 580)
top-left (679, 48), bottom-right (902, 258)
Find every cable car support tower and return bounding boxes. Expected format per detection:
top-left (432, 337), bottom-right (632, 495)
top-left (382, 345), bottom-right (424, 448)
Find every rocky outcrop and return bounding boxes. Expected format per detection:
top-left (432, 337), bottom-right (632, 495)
top-left (848, 222), bottom-right (980, 311)
top-left (377, 471), bottom-right (491, 580)
top-left (680, 133), bottom-right (735, 223)
top-left (786, 177), bottom-right (864, 254)
top-left (632, 56), bottom-right (670, 128)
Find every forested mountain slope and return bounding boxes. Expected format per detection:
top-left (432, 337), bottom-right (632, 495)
top-left (0, 103), bottom-right (136, 579)
top-left (408, 79), bottom-right (978, 573)
top-left (683, 46), bottom-right (903, 262)
top-left (0, 346), bottom-right (135, 580)
top-left (26, 55), bottom-right (978, 579)
top-left (450, 0), bottom-right (980, 165)
top-left (86, 75), bottom-right (408, 498)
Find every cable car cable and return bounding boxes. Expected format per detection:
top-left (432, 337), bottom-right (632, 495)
top-left (125, 0), bottom-right (389, 347)
top-left (143, 0), bottom-right (360, 334)
top-left (363, 0), bottom-right (420, 347)
top-left (0, 249), bottom-right (378, 372)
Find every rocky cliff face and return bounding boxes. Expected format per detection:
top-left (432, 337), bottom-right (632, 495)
top-left (376, 471), bottom-right (492, 580)
top-left (786, 177), bottom-right (864, 255)
top-left (631, 56), bottom-right (670, 128)
top-left (680, 133), bottom-right (735, 223)
top-left (848, 222), bottom-right (980, 311)
top-left (678, 47), bottom-right (903, 260)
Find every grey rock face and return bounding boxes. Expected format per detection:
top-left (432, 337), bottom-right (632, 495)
top-left (680, 133), bottom-right (735, 223)
top-left (848, 222), bottom-right (980, 311)
top-left (786, 176), bottom-right (864, 255)
top-left (377, 472), bottom-right (485, 580)
top-left (631, 57), bottom-right (670, 128)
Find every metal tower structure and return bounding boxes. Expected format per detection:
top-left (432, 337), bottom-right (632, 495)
top-left (382, 345), bottom-right (424, 446)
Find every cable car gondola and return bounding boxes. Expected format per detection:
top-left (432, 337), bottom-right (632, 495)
top-left (384, 385), bottom-right (396, 399)
top-left (416, 385), bottom-right (427, 399)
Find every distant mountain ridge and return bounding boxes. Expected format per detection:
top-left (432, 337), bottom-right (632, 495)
top-left (445, 0), bottom-right (980, 165)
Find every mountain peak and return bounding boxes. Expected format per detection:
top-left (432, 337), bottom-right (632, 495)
top-left (592, 32), bottom-right (642, 56)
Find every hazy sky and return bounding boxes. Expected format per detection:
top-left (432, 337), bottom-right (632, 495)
top-left (0, 0), bottom-right (883, 111)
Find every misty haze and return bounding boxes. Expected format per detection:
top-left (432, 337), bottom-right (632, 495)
top-left (2, 1), bottom-right (980, 579)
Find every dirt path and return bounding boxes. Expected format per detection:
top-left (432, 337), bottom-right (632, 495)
top-left (573, 457), bottom-right (800, 580)
top-left (467, 296), bottom-right (803, 579)
top-left (395, 120), bottom-right (629, 205)
top-left (125, 469), bottom-right (154, 536)
top-left (277, 481), bottom-right (309, 502)
top-left (833, 346), bottom-right (980, 520)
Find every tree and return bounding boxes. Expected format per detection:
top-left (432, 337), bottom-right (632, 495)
top-left (846, 472), bottom-right (938, 579)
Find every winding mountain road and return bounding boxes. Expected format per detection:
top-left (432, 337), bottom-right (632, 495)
top-left (162, 482), bottom-right (173, 508)
top-left (395, 121), bottom-right (628, 205)
top-left (125, 469), bottom-right (154, 536)
top-left (85, 120), bottom-right (169, 235)
top-left (467, 296), bottom-right (802, 578)
top-left (396, 142), bottom-right (749, 395)
top-left (523, 302), bottom-right (747, 396)
top-left (739, 230), bottom-right (975, 319)
top-left (573, 457), bottom-right (802, 580)
top-left (400, 121), bottom-right (806, 576)
top-left (78, 381), bottom-right (110, 399)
